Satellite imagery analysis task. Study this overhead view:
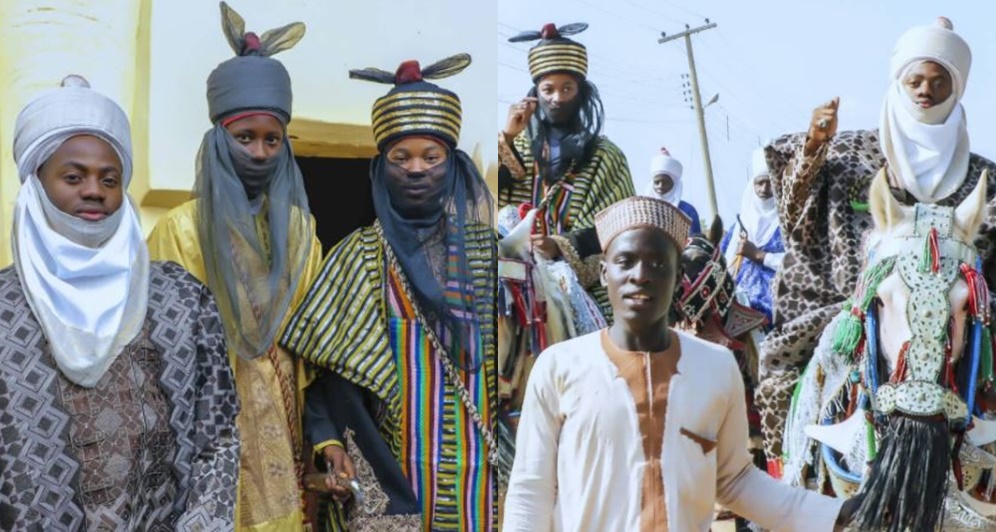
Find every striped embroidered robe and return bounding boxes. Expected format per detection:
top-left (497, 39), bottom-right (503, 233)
top-left (498, 132), bottom-right (634, 317)
top-left (281, 222), bottom-right (499, 531)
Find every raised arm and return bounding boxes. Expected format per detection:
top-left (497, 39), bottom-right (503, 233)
top-left (772, 98), bottom-right (839, 236)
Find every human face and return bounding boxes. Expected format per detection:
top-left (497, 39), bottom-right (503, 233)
top-left (537, 73), bottom-right (580, 125)
top-left (224, 113), bottom-right (284, 160)
top-left (902, 61), bottom-right (954, 109)
top-left (754, 173), bottom-right (773, 200)
top-left (653, 173), bottom-right (674, 196)
top-left (601, 228), bottom-right (680, 330)
top-left (37, 134), bottom-right (124, 221)
top-left (384, 136), bottom-right (449, 215)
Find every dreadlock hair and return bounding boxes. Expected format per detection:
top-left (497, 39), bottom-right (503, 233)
top-left (527, 75), bottom-right (605, 185)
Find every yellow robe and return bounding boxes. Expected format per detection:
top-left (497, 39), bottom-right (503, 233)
top-left (147, 199), bottom-right (323, 532)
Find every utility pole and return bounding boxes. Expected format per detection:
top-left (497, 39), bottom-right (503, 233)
top-left (659, 21), bottom-right (719, 218)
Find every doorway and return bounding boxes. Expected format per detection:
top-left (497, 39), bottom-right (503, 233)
top-left (296, 156), bottom-right (376, 253)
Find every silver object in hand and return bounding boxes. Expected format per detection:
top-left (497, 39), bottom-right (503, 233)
top-left (348, 479), bottom-right (365, 504)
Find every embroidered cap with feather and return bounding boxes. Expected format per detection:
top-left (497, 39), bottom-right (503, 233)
top-left (507, 23), bottom-right (589, 82)
top-left (351, 54), bottom-right (471, 150)
top-left (207, 1), bottom-right (306, 123)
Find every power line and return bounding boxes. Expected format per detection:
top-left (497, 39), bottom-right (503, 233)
top-left (607, 115), bottom-right (694, 125)
top-left (658, 0), bottom-right (707, 22)
top-left (575, 0), bottom-right (663, 34)
top-left (715, 103), bottom-right (762, 141)
top-left (619, 0), bottom-right (684, 26)
top-left (658, 21), bottom-right (721, 217)
top-left (694, 32), bottom-right (798, 133)
top-left (498, 61), bottom-right (529, 74)
top-left (693, 61), bottom-right (791, 137)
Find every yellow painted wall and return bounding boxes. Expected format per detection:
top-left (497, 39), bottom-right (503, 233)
top-left (0, 0), bottom-right (498, 266)
top-left (0, 0), bottom-right (144, 265)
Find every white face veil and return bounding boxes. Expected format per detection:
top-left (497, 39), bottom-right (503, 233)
top-left (879, 18), bottom-right (972, 204)
top-left (11, 76), bottom-right (149, 387)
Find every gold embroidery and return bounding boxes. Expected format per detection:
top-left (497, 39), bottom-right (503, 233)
top-left (498, 132), bottom-right (527, 179)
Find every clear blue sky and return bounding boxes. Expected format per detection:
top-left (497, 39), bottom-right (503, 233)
top-left (498, 0), bottom-right (996, 226)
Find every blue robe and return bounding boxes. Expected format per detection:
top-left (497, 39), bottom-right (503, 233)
top-left (679, 200), bottom-right (702, 235)
top-left (720, 225), bottom-right (784, 324)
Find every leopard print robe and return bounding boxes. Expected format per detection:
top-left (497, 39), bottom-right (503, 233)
top-left (757, 129), bottom-right (996, 463)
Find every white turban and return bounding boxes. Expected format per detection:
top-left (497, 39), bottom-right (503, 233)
top-left (723, 148), bottom-right (779, 268)
top-left (11, 76), bottom-right (149, 388)
top-left (14, 75), bottom-right (133, 186)
top-left (644, 147), bottom-right (684, 205)
top-left (880, 18), bottom-right (971, 204)
top-left (889, 17), bottom-right (971, 100)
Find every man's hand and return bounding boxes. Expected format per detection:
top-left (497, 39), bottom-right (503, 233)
top-left (504, 97), bottom-right (538, 145)
top-left (322, 445), bottom-right (357, 502)
top-left (531, 235), bottom-right (562, 260)
top-left (805, 97), bottom-right (840, 156)
top-left (737, 238), bottom-right (764, 264)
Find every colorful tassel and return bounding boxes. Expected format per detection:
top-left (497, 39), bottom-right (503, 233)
top-left (960, 259), bottom-right (990, 323)
top-left (831, 257), bottom-right (896, 358)
top-left (890, 341), bottom-right (910, 383)
top-left (832, 304), bottom-right (865, 359)
top-left (919, 227), bottom-right (941, 274)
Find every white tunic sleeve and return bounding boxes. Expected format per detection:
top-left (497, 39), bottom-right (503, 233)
top-left (502, 350), bottom-right (562, 531)
top-left (763, 251), bottom-right (785, 270)
top-left (714, 354), bottom-right (843, 531)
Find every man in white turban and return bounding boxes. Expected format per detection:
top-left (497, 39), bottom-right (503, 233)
top-left (753, 17), bottom-right (996, 477)
top-left (643, 146), bottom-right (702, 234)
top-left (721, 148), bottom-right (785, 324)
top-left (0, 76), bottom-right (239, 531)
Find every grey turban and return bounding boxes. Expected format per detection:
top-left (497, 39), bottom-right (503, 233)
top-left (13, 76), bottom-right (132, 185)
top-left (206, 55), bottom-right (293, 124)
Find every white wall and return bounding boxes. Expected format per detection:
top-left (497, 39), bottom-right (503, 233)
top-left (148, 0), bottom-right (498, 193)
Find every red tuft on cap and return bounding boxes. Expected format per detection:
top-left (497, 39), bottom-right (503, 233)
top-left (540, 23), bottom-right (560, 40)
top-left (243, 32), bottom-right (261, 54)
top-left (395, 60), bottom-right (423, 85)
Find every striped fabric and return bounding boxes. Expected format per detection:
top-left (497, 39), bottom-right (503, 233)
top-left (281, 221), bottom-right (497, 529)
top-left (388, 265), bottom-right (494, 530)
top-left (371, 90), bottom-right (462, 150)
top-left (594, 195), bottom-right (693, 253)
top-left (498, 133), bottom-right (635, 312)
top-left (528, 41), bottom-right (588, 81)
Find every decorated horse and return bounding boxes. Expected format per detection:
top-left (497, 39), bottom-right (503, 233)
top-left (496, 204), bottom-right (606, 474)
top-left (674, 233), bottom-right (768, 398)
top-left (784, 168), bottom-right (996, 530)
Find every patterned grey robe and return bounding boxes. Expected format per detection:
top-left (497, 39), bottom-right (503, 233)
top-left (757, 129), bottom-right (996, 462)
top-left (0, 261), bottom-right (240, 531)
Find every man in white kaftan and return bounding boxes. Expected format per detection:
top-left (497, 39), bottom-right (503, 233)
top-left (503, 196), bottom-right (857, 531)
